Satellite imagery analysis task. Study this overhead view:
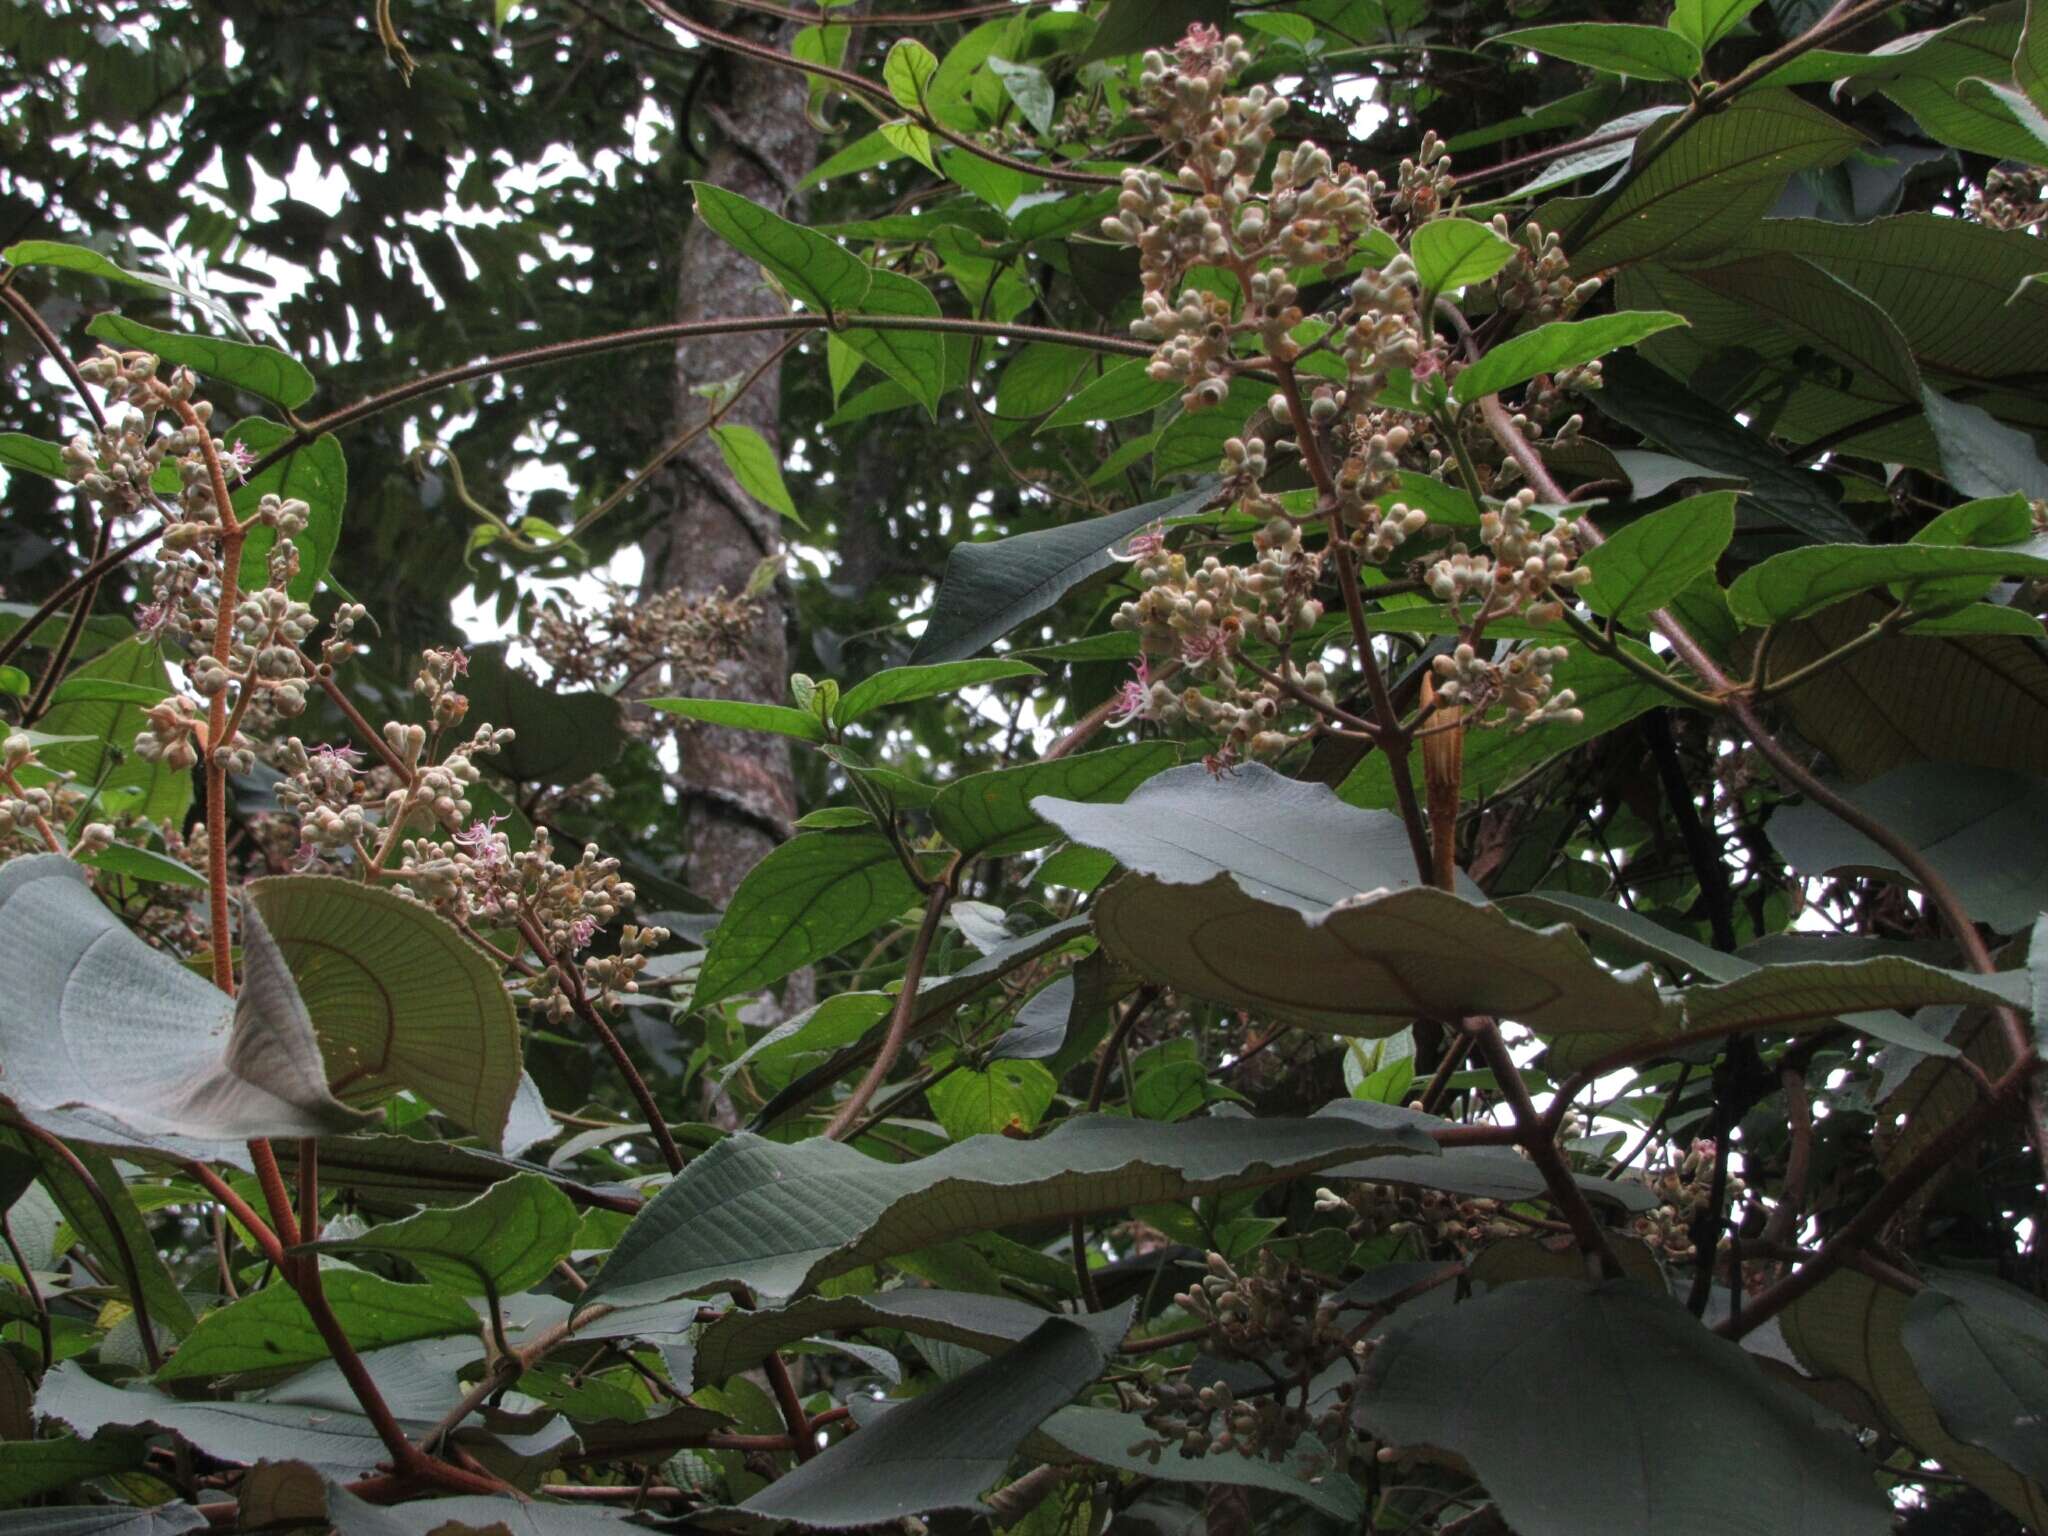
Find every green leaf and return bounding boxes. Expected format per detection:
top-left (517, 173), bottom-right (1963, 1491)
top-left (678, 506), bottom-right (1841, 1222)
top-left (1082, 0), bottom-right (1231, 62)
top-left (644, 696), bottom-right (826, 742)
top-left (44, 676), bottom-right (165, 707)
top-left (1452, 311), bottom-right (1687, 403)
top-left (299, 1173), bottom-right (577, 1301)
top-left (1495, 23), bottom-right (1703, 81)
top-left (742, 1315), bottom-right (1121, 1526)
top-left (1767, 764), bottom-right (2048, 935)
top-left (0, 856), bottom-right (375, 1163)
top-left (1670, 0), bottom-right (1764, 50)
top-left (1580, 491), bottom-right (1737, 623)
top-left (994, 344), bottom-right (1091, 425)
top-left (1358, 1281), bottom-right (1891, 1536)
top-left (1921, 385), bottom-right (2048, 501)
top-left (884, 38), bottom-right (939, 114)
top-left (73, 842), bottom-right (206, 889)
top-left (1039, 764), bottom-right (1666, 1036)
top-left (1902, 1271), bottom-right (2048, 1490)
top-left (1548, 92), bottom-right (1862, 274)
top-left (0, 433), bottom-right (182, 495)
top-left (803, 128), bottom-right (906, 189)
top-left (1411, 216), bottom-right (1516, 292)
top-left (587, 1109), bottom-right (1433, 1305)
top-left (932, 742), bottom-right (1180, 861)
top-left (836, 658), bottom-right (1042, 724)
top-left (34, 639), bottom-right (191, 826)
top-left (225, 421), bottom-right (346, 600)
top-left (1153, 376), bottom-right (1263, 479)
top-left (2, 239), bottom-right (178, 293)
top-left (1728, 542), bottom-right (2048, 625)
top-left (248, 874), bottom-right (523, 1147)
top-left (155, 1272), bottom-right (479, 1383)
top-left (83, 314), bottom-right (315, 411)
top-left (927, 1059), bottom-right (1056, 1140)
top-left (0, 1437), bottom-right (147, 1504)
top-left (1783, 1270), bottom-right (2048, 1528)
top-left (690, 182), bottom-right (872, 312)
top-left (1760, 596), bottom-right (2048, 782)
top-left (910, 479), bottom-right (1220, 664)
top-left (0, 665), bottom-right (25, 695)
top-left (691, 833), bottom-right (924, 1008)
top-left (2024, 0), bottom-right (2048, 124)
top-left (708, 424), bottom-right (802, 524)
top-left (988, 56), bottom-right (1054, 135)
top-left (1594, 353), bottom-right (1863, 545)
top-left (840, 268), bottom-right (947, 418)
top-left (1039, 358), bottom-right (1179, 429)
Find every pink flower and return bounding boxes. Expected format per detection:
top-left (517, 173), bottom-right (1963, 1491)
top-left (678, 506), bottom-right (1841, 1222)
top-left (133, 598), bottom-right (171, 640)
top-left (1202, 745), bottom-right (1239, 779)
top-left (1107, 657), bottom-right (1153, 727)
top-left (566, 914), bottom-right (599, 952)
top-left (1179, 628), bottom-right (1228, 668)
top-left (1176, 22), bottom-right (1223, 65)
top-left (309, 742), bottom-right (364, 770)
top-left (452, 813), bottom-right (509, 867)
top-left (1122, 524), bottom-right (1167, 560)
top-left (225, 442), bottom-right (258, 476)
top-left (448, 647), bottom-right (469, 677)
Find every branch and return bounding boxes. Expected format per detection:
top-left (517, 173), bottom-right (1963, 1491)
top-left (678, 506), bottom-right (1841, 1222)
top-left (10, 1120), bottom-right (161, 1371)
top-left (825, 875), bottom-right (954, 1140)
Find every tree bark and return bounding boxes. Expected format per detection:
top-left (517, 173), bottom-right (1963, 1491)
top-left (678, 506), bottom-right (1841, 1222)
top-left (640, 17), bottom-right (819, 908)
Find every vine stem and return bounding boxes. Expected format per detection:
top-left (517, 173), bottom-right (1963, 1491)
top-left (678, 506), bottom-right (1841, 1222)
top-left (1, 1213), bottom-right (52, 1369)
top-left (825, 875), bottom-right (954, 1141)
top-left (1072, 986), bottom-right (1163, 1310)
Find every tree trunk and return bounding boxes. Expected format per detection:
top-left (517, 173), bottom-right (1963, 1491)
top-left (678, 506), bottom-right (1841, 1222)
top-left (640, 19), bottom-right (819, 910)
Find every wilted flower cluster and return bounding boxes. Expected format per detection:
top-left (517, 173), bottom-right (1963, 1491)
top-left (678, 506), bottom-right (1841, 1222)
top-left (1089, 30), bottom-right (1606, 763)
top-left (532, 579), bottom-right (754, 717)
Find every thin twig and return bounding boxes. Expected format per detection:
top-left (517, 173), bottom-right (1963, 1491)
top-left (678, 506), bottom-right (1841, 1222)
top-left (825, 876), bottom-right (954, 1140)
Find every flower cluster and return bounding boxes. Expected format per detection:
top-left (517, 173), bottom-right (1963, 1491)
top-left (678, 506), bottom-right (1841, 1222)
top-left (1086, 29), bottom-right (1609, 764)
top-left (532, 579), bottom-right (754, 717)
top-left (1628, 1138), bottom-right (1738, 1264)
top-left (1132, 1249), bottom-right (1363, 1464)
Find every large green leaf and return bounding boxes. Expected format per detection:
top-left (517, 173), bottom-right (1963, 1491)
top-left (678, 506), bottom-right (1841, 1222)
top-left (1451, 311), bottom-right (1687, 403)
top-left (247, 876), bottom-right (522, 1147)
top-left (324, 1487), bottom-right (634, 1536)
top-left (1903, 1271), bottom-right (2048, 1490)
top-left (0, 1438), bottom-right (147, 1505)
top-left (0, 857), bottom-right (374, 1164)
top-left (836, 658), bottom-right (1042, 724)
top-left (931, 742), bottom-right (1179, 860)
top-left (1753, 597), bottom-right (2048, 780)
top-left (690, 182), bottom-right (871, 311)
top-left (741, 1314), bottom-right (1123, 1526)
top-left (1783, 1270), bottom-right (2048, 1527)
top-left (298, 1173), bottom-right (576, 1302)
top-left (692, 832), bottom-right (924, 1008)
top-left (1357, 1280), bottom-right (1891, 1536)
top-left (586, 1110), bottom-right (1433, 1305)
top-left (1092, 875), bottom-right (1668, 1038)
top-left (644, 696), bottom-right (825, 743)
top-left (225, 421), bottom-right (345, 600)
top-left (909, 479), bottom-right (1220, 663)
top-left (1580, 491), bottom-right (1736, 624)
top-left (1547, 92), bottom-right (1861, 274)
top-left (1494, 22), bottom-right (1702, 81)
top-left (1767, 764), bottom-right (2048, 934)
top-left (1728, 541), bottom-right (2048, 624)
top-left (34, 639), bottom-right (191, 826)
top-left (83, 314), bottom-right (314, 411)
top-left (2, 239), bottom-right (179, 293)
top-left (1671, 0), bottom-right (1764, 50)
top-left (154, 1272), bottom-right (479, 1383)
